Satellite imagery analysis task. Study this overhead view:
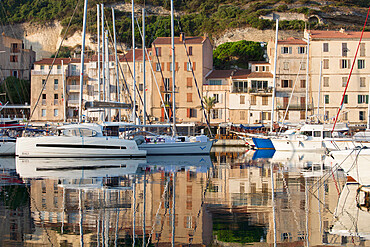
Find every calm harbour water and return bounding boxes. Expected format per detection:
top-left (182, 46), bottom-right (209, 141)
top-left (0, 147), bottom-right (368, 246)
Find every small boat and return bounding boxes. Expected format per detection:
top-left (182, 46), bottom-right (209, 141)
top-left (16, 123), bottom-right (146, 158)
top-left (129, 131), bottom-right (214, 155)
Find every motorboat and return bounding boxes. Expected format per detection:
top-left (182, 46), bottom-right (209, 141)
top-left (271, 123), bottom-right (350, 151)
top-left (129, 131), bottom-right (214, 155)
top-left (16, 123), bottom-right (146, 158)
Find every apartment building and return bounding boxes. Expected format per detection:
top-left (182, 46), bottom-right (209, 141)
top-left (30, 57), bottom-right (117, 122)
top-left (306, 29), bottom-right (370, 126)
top-left (150, 34), bottom-right (213, 123)
top-left (119, 48), bottom-right (153, 123)
top-left (267, 37), bottom-right (310, 124)
top-left (0, 34), bottom-right (35, 81)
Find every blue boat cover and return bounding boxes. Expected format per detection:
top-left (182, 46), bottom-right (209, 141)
top-left (252, 149), bottom-right (276, 160)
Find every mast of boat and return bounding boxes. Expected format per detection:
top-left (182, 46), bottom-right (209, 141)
top-left (62, 60), bottom-right (66, 122)
top-left (317, 60), bottom-right (322, 121)
top-left (79, 189), bottom-right (84, 246)
top-left (171, 0), bottom-right (176, 136)
top-left (171, 171), bottom-right (176, 246)
top-left (132, 0), bottom-right (136, 123)
top-left (112, 8), bottom-right (121, 121)
top-left (367, 69), bottom-right (370, 129)
top-left (78, 0), bottom-right (88, 123)
top-left (270, 18), bottom-right (279, 132)
top-left (305, 33), bottom-right (310, 122)
top-left (270, 163), bottom-right (277, 247)
top-left (101, 4), bottom-right (106, 120)
top-left (132, 174), bottom-right (136, 247)
top-left (105, 30), bottom-right (111, 121)
top-left (97, 5), bottom-right (101, 103)
top-left (143, 8), bottom-right (146, 126)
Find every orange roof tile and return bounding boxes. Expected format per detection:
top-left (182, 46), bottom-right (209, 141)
top-left (153, 36), bottom-right (206, 45)
top-left (121, 48), bottom-right (152, 61)
top-left (278, 37), bottom-right (306, 45)
top-left (206, 70), bottom-right (234, 79)
top-left (308, 30), bottom-right (370, 39)
top-left (232, 69), bottom-right (251, 79)
top-left (247, 72), bottom-right (273, 79)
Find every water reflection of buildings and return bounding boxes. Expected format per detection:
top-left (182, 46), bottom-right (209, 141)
top-left (0, 157), bottom-right (32, 246)
top-left (208, 150), bottom-right (350, 245)
top-left (18, 157), bottom-right (213, 246)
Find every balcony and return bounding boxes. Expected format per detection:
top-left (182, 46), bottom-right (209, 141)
top-left (249, 87), bottom-right (273, 95)
top-left (32, 70), bottom-right (63, 75)
top-left (67, 99), bottom-right (79, 106)
top-left (67, 85), bottom-right (87, 92)
top-left (277, 103), bottom-right (313, 110)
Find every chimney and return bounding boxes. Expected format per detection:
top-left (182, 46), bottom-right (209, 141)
top-left (179, 32), bottom-right (185, 42)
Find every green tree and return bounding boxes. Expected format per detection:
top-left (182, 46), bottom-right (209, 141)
top-left (0, 77), bottom-right (30, 104)
top-left (202, 96), bottom-right (216, 124)
top-left (213, 40), bottom-right (265, 69)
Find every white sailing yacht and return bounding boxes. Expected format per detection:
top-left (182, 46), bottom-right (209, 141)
top-left (16, 1), bottom-right (146, 158)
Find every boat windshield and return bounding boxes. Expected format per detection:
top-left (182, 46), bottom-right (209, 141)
top-left (62, 128), bottom-right (97, 137)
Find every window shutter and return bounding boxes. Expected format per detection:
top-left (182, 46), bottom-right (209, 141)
top-left (367, 95), bottom-right (369, 104)
top-left (289, 80), bottom-right (293, 88)
top-left (175, 62), bottom-right (179, 71)
top-left (289, 47), bottom-right (292, 54)
top-left (161, 63), bottom-right (164, 71)
top-left (184, 62), bottom-right (187, 71)
top-left (167, 62), bottom-right (171, 71)
top-left (281, 47), bottom-right (284, 53)
top-left (187, 77), bottom-right (192, 87)
top-left (193, 62), bottom-right (196, 71)
top-left (358, 95), bottom-right (361, 103)
top-left (348, 59), bottom-right (351, 68)
top-left (187, 108), bottom-right (190, 118)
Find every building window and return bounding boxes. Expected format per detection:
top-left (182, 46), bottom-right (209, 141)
top-left (12, 70), bottom-right (18, 78)
top-left (281, 47), bottom-right (292, 54)
top-left (155, 47), bottom-right (161, 56)
top-left (57, 65), bottom-right (61, 70)
top-left (156, 63), bottom-right (161, 71)
top-left (323, 77), bottom-right (329, 87)
top-left (54, 79), bottom-right (58, 90)
top-left (188, 46), bottom-right (193, 55)
top-left (360, 77), bottom-right (366, 87)
top-left (343, 94), bottom-right (348, 104)
top-left (164, 78), bottom-right (170, 91)
top-left (323, 59), bottom-right (329, 69)
top-left (323, 43), bottom-right (329, 52)
top-left (358, 95), bottom-right (368, 104)
top-left (343, 112), bottom-right (348, 121)
top-left (139, 83), bottom-right (143, 91)
top-left (214, 94), bottom-right (220, 103)
top-left (187, 108), bottom-right (196, 118)
top-left (212, 109), bottom-right (222, 119)
top-left (300, 110), bottom-right (305, 120)
top-left (359, 111), bottom-right (365, 121)
top-left (10, 55), bottom-right (18, 62)
top-left (54, 94), bottom-right (58, 105)
top-left (255, 66), bottom-right (259, 72)
top-left (42, 94), bottom-right (46, 105)
top-left (342, 43), bottom-right (348, 56)
top-left (240, 95), bottom-right (245, 104)
top-left (300, 80), bottom-right (306, 88)
top-left (233, 81), bottom-right (248, 93)
top-left (187, 62), bottom-right (192, 71)
top-left (54, 109), bottom-right (58, 117)
top-left (300, 62), bottom-right (306, 70)
top-left (262, 96), bottom-right (268, 105)
top-left (358, 59), bottom-right (365, 69)
top-left (262, 112), bottom-right (271, 120)
top-left (11, 43), bottom-right (19, 53)
top-left (298, 46), bottom-right (305, 54)
top-left (342, 77), bottom-right (348, 87)
top-left (340, 59), bottom-right (350, 69)
top-left (283, 62), bottom-right (289, 70)
top-left (281, 80), bottom-right (292, 88)
top-left (187, 93), bottom-right (192, 102)
top-left (40, 65), bottom-right (45, 70)
top-left (187, 78), bottom-right (192, 87)
top-left (251, 80), bottom-right (267, 90)
top-left (41, 109), bottom-right (46, 117)
top-left (324, 95), bottom-right (329, 104)
top-left (251, 96), bottom-right (256, 105)
top-left (360, 43), bottom-right (366, 56)
top-left (208, 80), bottom-right (222, 85)
top-left (240, 111), bottom-right (245, 120)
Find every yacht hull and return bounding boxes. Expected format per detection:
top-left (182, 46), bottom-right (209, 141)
top-left (271, 138), bottom-right (325, 151)
top-left (16, 136), bottom-right (146, 158)
top-left (138, 140), bottom-right (213, 155)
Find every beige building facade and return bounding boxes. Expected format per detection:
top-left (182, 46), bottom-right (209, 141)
top-left (0, 34), bottom-right (35, 81)
top-left (150, 34), bottom-right (213, 123)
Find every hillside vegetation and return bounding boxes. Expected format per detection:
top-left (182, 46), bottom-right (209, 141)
top-left (1, 0), bottom-right (369, 48)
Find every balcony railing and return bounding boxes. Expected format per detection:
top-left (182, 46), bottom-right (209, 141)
top-left (249, 87), bottom-right (273, 94)
top-left (32, 70), bottom-right (63, 75)
top-left (277, 103), bottom-right (313, 110)
top-left (68, 100), bottom-right (79, 106)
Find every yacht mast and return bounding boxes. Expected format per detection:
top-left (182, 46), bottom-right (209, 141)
top-left (143, 8), bottom-right (146, 126)
top-left (97, 5), bottom-right (101, 102)
top-left (270, 18), bottom-right (279, 132)
top-left (132, 0), bottom-right (136, 123)
top-left (78, 0), bottom-right (88, 123)
top-left (305, 33), bottom-right (310, 122)
top-left (171, 0), bottom-right (176, 136)
top-left (112, 8), bottom-right (121, 121)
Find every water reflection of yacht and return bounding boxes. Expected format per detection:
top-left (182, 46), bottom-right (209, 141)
top-left (16, 157), bottom-right (146, 179)
top-left (331, 183), bottom-right (370, 240)
top-left (326, 148), bottom-right (370, 185)
top-left (144, 155), bottom-right (212, 171)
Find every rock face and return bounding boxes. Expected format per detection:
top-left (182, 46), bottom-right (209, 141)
top-left (213, 27), bottom-right (303, 47)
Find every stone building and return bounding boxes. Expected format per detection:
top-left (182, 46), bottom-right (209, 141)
top-left (0, 34), bottom-right (35, 81)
